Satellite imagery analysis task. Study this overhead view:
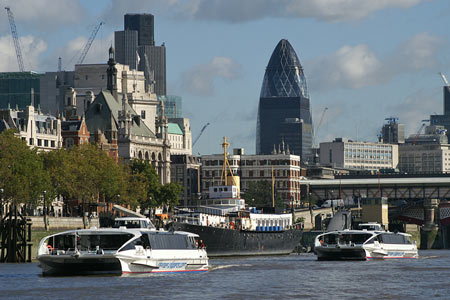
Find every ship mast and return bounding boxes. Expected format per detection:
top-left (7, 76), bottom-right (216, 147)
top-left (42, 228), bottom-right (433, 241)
top-left (220, 136), bottom-right (237, 186)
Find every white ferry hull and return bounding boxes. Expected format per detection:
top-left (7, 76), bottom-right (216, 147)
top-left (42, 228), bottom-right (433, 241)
top-left (116, 250), bottom-right (208, 274)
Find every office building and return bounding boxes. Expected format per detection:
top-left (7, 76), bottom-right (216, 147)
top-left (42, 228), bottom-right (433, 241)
top-left (114, 30), bottom-right (139, 70)
top-left (399, 125), bottom-right (450, 173)
top-left (256, 39), bottom-right (313, 162)
top-left (171, 154), bottom-right (201, 207)
top-left (125, 14), bottom-right (155, 46)
top-left (319, 138), bottom-right (399, 171)
top-left (158, 95), bottom-right (182, 118)
top-left (430, 85), bottom-right (450, 141)
top-left (115, 13), bottom-right (166, 95)
top-left (201, 147), bottom-right (303, 207)
top-left (0, 72), bottom-right (43, 109)
top-left (380, 117), bottom-right (405, 144)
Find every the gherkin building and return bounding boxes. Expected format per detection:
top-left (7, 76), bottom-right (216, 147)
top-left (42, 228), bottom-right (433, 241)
top-left (256, 39), bottom-right (313, 162)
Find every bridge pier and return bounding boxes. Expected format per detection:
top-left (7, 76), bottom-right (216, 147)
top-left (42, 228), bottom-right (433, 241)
top-left (420, 198), bottom-right (439, 249)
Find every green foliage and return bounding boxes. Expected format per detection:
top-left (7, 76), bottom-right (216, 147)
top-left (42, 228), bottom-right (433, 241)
top-left (128, 160), bottom-right (181, 209)
top-left (159, 182), bottom-right (182, 207)
top-left (0, 132), bottom-right (181, 212)
top-left (295, 217), bottom-right (305, 224)
top-left (244, 180), bottom-right (283, 208)
top-left (0, 129), bottom-right (50, 207)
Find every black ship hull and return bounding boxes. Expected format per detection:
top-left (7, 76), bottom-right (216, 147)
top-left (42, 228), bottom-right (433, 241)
top-left (171, 222), bottom-right (302, 257)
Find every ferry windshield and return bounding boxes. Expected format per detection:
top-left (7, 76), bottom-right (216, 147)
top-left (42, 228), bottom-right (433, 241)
top-left (322, 233), bottom-right (373, 245)
top-left (77, 233), bottom-right (134, 251)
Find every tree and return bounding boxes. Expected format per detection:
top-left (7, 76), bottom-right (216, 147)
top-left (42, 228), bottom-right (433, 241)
top-left (0, 129), bottom-right (50, 213)
top-left (159, 182), bottom-right (182, 209)
top-left (129, 160), bottom-right (161, 210)
top-left (43, 144), bottom-right (125, 227)
top-left (243, 180), bottom-right (283, 208)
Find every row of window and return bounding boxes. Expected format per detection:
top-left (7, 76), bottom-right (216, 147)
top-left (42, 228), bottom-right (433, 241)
top-left (26, 137), bottom-right (56, 148)
top-left (344, 144), bottom-right (393, 150)
top-left (344, 152), bottom-right (393, 159)
top-left (202, 159), bottom-right (299, 167)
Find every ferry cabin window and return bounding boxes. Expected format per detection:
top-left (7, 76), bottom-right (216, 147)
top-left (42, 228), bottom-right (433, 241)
top-left (379, 233), bottom-right (411, 244)
top-left (113, 220), bottom-right (141, 228)
top-left (119, 236), bottom-right (150, 252)
top-left (78, 234), bottom-right (134, 251)
top-left (147, 234), bottom-right (190, 249)
top-left (53, 234), bottom-right (76, 250)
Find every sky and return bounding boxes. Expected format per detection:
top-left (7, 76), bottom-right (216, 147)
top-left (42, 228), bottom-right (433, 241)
top-left (1, 0), bottom-right (450, 156)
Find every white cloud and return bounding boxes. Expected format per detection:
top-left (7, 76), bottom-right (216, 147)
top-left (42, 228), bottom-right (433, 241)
top-left (0, 35), bottom-right (47, 72)
top-left (180, 56), bottom-right (242, 96)
top-left (1, 0), bottom-right (85, 34)
top-left (42, 32), bottom-right (114, 72)
top-left (286, 0), bottom-right (421, 22)
top-left (102, 0), bottom-right (423, 24)
top-left (307, 33), bottom-right (445, 91)
top-left (386, 89), bottom-right (441, 138)
top-left (309, 44), bottom-right (381, 89)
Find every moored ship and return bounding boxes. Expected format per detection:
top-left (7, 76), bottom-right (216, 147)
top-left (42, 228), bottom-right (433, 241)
top-left (170, 137), bottom-right (302, 256)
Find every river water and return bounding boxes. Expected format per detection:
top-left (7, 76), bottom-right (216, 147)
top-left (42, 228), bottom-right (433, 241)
top-left (1, 250), bottom-right (450, 299)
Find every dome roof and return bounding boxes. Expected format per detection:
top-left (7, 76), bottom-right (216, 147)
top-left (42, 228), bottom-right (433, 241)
top-left (260, 39), bottom-right (308, 98)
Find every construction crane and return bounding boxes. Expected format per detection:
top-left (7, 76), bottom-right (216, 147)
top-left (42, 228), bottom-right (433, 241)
top-left (439, 72), bottom-right (450, 93)
top-left (5, 7), bottom-right (24, 72)
top-left (413, 122), bottom-right (427, 145)
top-left (77, 21), bottom-right (104, 65)
top-left (193, 122), bottom-right (210, 147)
top-left (312, 107), bottom-right (328, 147)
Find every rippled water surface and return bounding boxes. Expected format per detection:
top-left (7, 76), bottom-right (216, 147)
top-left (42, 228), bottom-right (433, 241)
top-left (1, 250), bottom-right (450, 299)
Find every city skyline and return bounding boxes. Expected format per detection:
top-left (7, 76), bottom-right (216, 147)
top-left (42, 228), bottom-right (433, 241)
top-left (1, 0), bottom-right (449, 156)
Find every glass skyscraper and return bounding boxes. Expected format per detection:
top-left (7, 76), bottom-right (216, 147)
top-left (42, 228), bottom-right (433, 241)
top-left (115, 13), bottom-right (166, 95)
top-left (256, 39), bottom-right (313, 162)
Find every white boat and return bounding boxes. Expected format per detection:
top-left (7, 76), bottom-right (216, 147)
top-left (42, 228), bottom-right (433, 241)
top-left (37, 217), bottom-right (208, 275)
top-left (313, 223), bottom-right (418, 260)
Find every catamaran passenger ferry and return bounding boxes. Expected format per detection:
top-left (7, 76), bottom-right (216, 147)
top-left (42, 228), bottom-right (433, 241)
top-left (314, 223), bottom-right (418, 260)
top-left (37, 217), bottom-right (208, 275)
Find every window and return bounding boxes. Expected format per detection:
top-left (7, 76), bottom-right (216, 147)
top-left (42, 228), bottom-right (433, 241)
top-left (65, 138), bottom-right (74, 148)
top-left (85, 75), bottom-right (88, 80)
top-left (29, 138), bottom-right (33, 145)
top-left (51, 141), bottom-right (55, 148)
top-left (141, 110), bottom-right (146, 119)
top-left (37, 139), bottom-right (42, 146)
top-left (44, 140), bottom-right (48, 147)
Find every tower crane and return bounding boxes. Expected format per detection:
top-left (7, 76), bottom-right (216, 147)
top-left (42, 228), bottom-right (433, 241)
top-left (5, 7), bottom-right (24, 72)
top-left (77, 21), bottom-right (104, 65)
top-left (193, 122), bottom-right (210, 147)
top-left (413, 122), bottom-right (427, 145)
top-left (312, 107), bottom-right (328, 147)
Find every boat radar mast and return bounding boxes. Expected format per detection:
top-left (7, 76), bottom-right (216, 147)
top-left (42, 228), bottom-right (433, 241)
top-left (220, 137), bottom-right (240, 193)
